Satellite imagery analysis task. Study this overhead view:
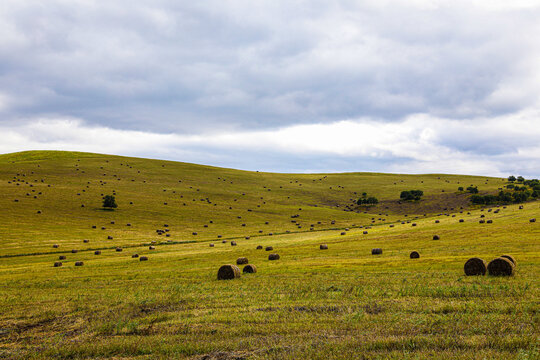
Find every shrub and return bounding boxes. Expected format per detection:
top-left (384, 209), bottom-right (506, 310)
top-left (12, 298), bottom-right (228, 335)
top-left (466, 186), bottom-right (478, 194)
top-left (508, 175), bottom-right (516, 182)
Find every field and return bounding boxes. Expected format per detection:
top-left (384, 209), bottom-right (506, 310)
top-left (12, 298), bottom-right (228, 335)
top-left (0, 151), bottom-right (538, 359)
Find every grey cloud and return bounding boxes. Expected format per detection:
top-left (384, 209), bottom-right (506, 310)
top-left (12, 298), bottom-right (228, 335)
top-left (1, 1), bottom-right (540, 134)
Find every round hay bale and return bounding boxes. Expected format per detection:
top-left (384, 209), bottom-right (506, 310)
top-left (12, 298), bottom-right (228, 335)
top-left (479, 220), bottom-right (485, 224)
top-left (222, 240), bottom-right (227, 243)
top-left (58, 255), bottom-right (66, 260)
top-left (243, 264), bottom-right (257, 273)
top-left (500, 254), bottom-right (516, 266)
top-left (217, 264), bottom-right (241, 280)
top-left (209, 243), bottom-right (214, 247)
top-left (132, 254), bottom-right (139, 258)
top-left (320, 244), bottom-right (328, 250)
top-left (488, 257), bottom-right (514, 276)
top-left (363, 231), bottom-right (368, 235)
top-left (256, 245), bottom-right (263, 250)
top-left (149, 246), bottom-right (155, 250)
top-left (433, 235), bottom-right (440, 240)
top-left (83, 239), bottom-right (89, 243)
top-left (71, 249), bottom-right (78, 253)
top-left (139, 256), bottom-right (148, 261)
top-left (192, 232), bottom-right (197, 235)
top-left (94, 250), bottom-right (101, 255)
top-left (265, 246), bottom-right (273, 251)
top-left (54, 262), bottom-right (62, 267)
top-left (245, 236), bottom-right (250, 239)
top-left (53, 244), bottom-right (59, 248)
top-left (459, 219), bottom-right (464, 223)
top-left (268, 253), bottom-right (280, 260)
top-left (371, 248), bottom-right (382, 255)
top-left (486, 220), bottom-right (493, 224)
top-left (464, 257), bottom-right (487, 276)
top-left (412, 223), bottom-right (417, 227)
top-left (410, 251), bottom-right (420, 259)
top-left (116, 247), bottom-right (122, 252)
top-left (236, 257), bottom-right (248, 265)
top-left (217, 235), bottom-right (222, 238)
top-left (107, 236), bottom-right (113, 240)
top-left (435, 220), bottom-right (440, 223)
top-left (74, 261), bottom-right (84, 266)
top-left (231, 241), bottom-right (237, 246)
top-left (340, 232), bottom-right (346, 235)
top-left (529, 218), bottom-right (536, 223)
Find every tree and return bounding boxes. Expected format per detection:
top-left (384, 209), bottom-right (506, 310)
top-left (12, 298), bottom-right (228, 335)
top-left (517, 176), bottom-right (525, 183)
top-left (458, 186), bottom-right (464, 191)
top-left (102, 195), bottom-right (117, 209)
top-left (466, 186), bottom-right (478, 194)
top-left (400, 190), bottom-right (423, 201)
top-left (508, 175), bottom-right (516, 182)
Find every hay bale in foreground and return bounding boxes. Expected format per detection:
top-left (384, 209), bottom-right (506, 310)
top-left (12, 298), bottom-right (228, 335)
top-left (530, 218), bottom-right (536, 223)
top-left (139, 256), bottom-right (148, 261)
top-left (236, 257), bottom-right (248, 265)
top-left (500, 254), bottom-right (516, 266)
top-left (209, 243), bottom-right (214, 247)
top-left (149, 246), bottom-right (155, 250)
top-left (59, 255), bottom-right (66, 260)
top-left (268, 253), bottom-right (280, 260)
top-left (74, 261), bottom-right (84, 266)
top-left (94, 250), bottom-right (101, 255)
top-left (256, 245), bottom-right (263, 250)
top-left (231, 241), bottom-right (237, 246)
top-left (132, 254), bottom-right (139, 258)
top-left (320, 244), bottom-right (328, 250)
top-left (217, 264), bottom-right (241, 280)
top-left (488, 257), bottom-right (514, 276)
top-left (53, 244), bottom-right (59, 248)
top-left (243, 264), bottom-right (257, 273)
top-left (371, 248), bottom-right (382, 255)
top-left (410, 251), bottom-right (420, 259)
top-left (54, 262), bottom-right (62, 267)
top-left (116, 248), bottom-right (122, 252)
top-left (265, 246), bottom-right (273, 251)
top-left (464, 257), bottom-right (487, 276)
top-left (433, 235), bottom-right (440, 240)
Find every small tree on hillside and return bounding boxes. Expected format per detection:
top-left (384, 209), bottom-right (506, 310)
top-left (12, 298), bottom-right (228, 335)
top-left (508, 176), bottom-right (516, 182)
top-left (102, 195), bottom-right (117, 210)
top-left (400, 190), bottom-right (423, 201)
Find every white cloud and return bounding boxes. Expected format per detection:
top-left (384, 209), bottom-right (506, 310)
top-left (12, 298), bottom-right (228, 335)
top-left (1, 112), bottom-right (539, 177)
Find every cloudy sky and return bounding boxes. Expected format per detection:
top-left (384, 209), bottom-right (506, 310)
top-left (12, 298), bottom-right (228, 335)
top-left (1, 0), bottom-right (540, 176)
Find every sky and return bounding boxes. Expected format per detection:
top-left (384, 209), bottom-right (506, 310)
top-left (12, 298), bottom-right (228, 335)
top-left (1, 0), bottom-right (540, 176)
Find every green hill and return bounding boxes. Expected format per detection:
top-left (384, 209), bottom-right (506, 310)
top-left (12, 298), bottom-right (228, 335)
top-left (0, 151), bottom-right (538, 359)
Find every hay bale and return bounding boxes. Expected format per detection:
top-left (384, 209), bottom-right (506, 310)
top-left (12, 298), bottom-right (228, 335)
top-left (488, 257), bottom-right (514, 276)
top-left (71, 249), bottom-right (78, 253)
top-left (108, 236), bottom-right (113, 240)
top-left (479, 220), bottom-right (485, 224)
top-left (243, 264), bottom-right (257, 273)
top-left (83, 239), bottom-right (89, 243)
top-left (500, 254), bottom-right (516, 266)
top-left (530, 218), bottom-right (536, 223)
top-left (75, 261), bottom-right (84, 266)
top-left (486, 220), bottom-right (493, 224)
top-left (459, 219), bottom-right (464, 223)
top-left (236, 257), bottom-right (248, 265)
top-left (116, 247), bottom-right (122, 252)
top-left (412, 223), bottom-right (417, 227)
top-left (464, 257), bottom-right (487, 276)
top-left (217, 264), bottom-right (241, 280)
top-left (149, 246), bottom-right (155, 250)
top-left (363, 231), bottom-right (368, 235)
top-left (245, 236), bottom-right (250, 239)
top-left (231, 241), bottom-right (237, 246)
top-left (320, 244), bottom-right (328, 250)
top-left (58, 255), bottom-right (66, 260)
top-left (371, 248), bottom-right (382, 255)
top-left (433, 235), bottom-right (440, 240)
top-left (192, 232), bottom-right (198, 235)
top-left (340, 232), bottom-right (346, 235)
top-left (139, 256), bottom-right (148, 261)
top-left (53, 244), bottom-right (59, 248)
top-left (132, 254), bottom-right (139, 258)
top-left (410, 251), bottom-right (420, 259)
top-left (256, 245), bottom-right (263, 250)
top-left (268, 253), bottom-right (280, 260)
top-left (209, 243), bottom-right (215, 247)
top-left (54, 262), bottom-right (62, 267)
top-left (222, 240), bottom-right (227, 243)
top-left (265, 246), bottom-right (273, 251)
top-left (94, 250), bottom-right (101, 255)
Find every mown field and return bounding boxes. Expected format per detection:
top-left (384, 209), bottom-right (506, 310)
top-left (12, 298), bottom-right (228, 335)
top-left (0, 151), bottom-right (538, 359)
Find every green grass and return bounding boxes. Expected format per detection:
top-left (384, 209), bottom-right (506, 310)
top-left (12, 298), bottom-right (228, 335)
top-left (0, 150), bottom-right (538, 359)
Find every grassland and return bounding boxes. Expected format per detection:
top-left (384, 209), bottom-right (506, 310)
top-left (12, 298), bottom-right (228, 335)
top-left (0, 151), bottom-right (538, 359)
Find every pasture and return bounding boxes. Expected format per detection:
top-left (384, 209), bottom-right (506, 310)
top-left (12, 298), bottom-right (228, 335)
top-left (0, 151), bottom-right (538, 359)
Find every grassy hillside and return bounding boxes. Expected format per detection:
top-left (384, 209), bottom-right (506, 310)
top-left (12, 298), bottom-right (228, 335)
top-left (0, 151), bottom-right (538, 359)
